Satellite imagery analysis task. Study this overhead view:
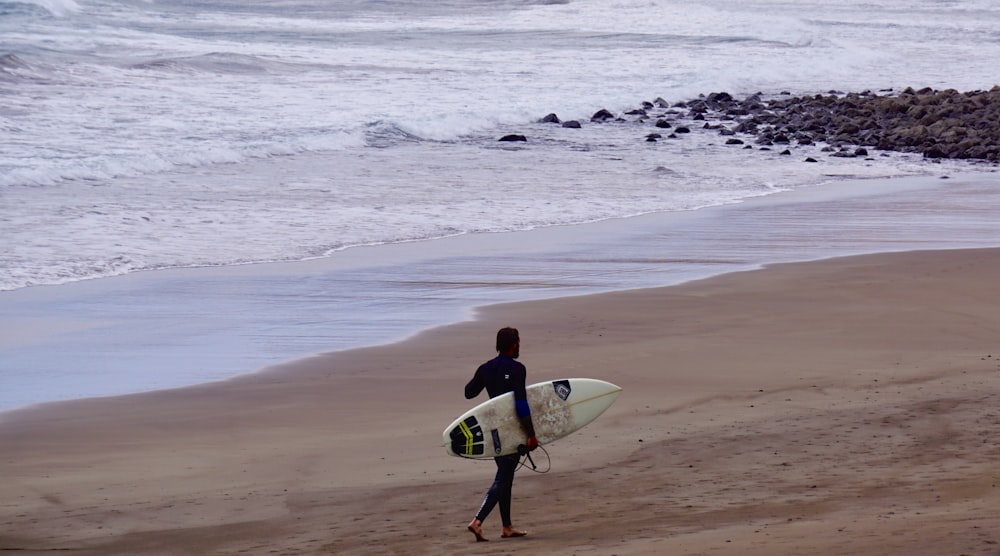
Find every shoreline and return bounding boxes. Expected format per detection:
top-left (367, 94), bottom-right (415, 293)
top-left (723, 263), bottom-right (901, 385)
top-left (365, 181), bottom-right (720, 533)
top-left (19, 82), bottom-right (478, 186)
top-left (2, 246), bottom-right (999, 554)
top-left (3, 171), bottom-right (1000, 414)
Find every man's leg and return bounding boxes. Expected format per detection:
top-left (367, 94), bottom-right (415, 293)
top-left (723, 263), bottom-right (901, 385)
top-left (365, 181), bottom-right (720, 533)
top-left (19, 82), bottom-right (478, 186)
top-left (495, 454), bottom-right (527, 537)
top-left (495, 454), bottom-right (518, 527)
top-left (468, 456), bottom-right (512, 541)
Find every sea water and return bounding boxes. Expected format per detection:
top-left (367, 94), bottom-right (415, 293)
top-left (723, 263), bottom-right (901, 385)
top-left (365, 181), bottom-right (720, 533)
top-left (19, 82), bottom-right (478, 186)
top-left (1, 0), bottom-right (999, 411)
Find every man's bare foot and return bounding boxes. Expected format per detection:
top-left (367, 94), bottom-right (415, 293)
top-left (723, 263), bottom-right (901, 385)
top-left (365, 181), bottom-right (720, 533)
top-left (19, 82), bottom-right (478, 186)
top-left (467, 519), bottom-right (488, 542)
top-left (501, 526), bottom-right (528, 538)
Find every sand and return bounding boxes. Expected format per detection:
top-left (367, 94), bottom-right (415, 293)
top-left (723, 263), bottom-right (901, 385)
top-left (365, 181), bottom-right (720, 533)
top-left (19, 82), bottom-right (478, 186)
top-left (2, 247), bottom-right (1000, 555)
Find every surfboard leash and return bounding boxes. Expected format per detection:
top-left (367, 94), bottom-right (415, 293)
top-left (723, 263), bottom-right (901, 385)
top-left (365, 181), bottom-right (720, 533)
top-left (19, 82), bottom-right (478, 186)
top-left (516, 443), bottom-right (551, 474)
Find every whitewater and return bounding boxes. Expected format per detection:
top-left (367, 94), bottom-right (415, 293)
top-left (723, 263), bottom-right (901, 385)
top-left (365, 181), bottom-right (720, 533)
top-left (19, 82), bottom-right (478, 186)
top-left (3, 0), bottom-right (998, 290)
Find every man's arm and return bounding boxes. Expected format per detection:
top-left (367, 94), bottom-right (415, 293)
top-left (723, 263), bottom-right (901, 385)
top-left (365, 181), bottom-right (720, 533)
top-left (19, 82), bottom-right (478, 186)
top-left (464, 367), bottom-right (484, 400)
top-left (513, 368), bottom-right (538, 450)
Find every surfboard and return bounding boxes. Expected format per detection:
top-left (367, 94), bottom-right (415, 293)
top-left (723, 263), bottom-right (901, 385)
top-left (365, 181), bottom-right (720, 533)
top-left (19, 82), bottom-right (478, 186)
top-left (443, 378), bottom-right (622, 458)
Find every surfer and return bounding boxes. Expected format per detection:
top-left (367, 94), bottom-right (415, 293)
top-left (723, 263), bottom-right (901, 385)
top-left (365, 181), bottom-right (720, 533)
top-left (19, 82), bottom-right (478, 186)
top-left (464, 326), bottom-right (538, 542)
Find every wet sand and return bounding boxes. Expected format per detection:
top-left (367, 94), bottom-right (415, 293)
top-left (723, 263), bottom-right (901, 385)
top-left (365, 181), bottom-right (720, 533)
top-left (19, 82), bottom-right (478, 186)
top-left (2, 247), bottom-right (1000, 555)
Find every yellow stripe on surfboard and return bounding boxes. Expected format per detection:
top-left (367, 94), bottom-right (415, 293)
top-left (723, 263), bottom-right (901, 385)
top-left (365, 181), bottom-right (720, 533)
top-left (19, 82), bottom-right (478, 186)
top-left (458, 420), bottom-right (475, 455)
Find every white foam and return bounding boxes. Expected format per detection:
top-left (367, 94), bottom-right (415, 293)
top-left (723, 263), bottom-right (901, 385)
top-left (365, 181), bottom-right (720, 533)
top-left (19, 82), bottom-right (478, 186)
top-left (2, 0), bottom-right (999, 292)
top-left (15, 0), bottom-right (79, 16)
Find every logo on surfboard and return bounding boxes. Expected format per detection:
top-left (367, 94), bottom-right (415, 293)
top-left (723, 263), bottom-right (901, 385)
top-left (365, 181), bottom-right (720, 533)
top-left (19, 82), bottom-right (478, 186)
top-left (552, 380), bottom-right (571, 401)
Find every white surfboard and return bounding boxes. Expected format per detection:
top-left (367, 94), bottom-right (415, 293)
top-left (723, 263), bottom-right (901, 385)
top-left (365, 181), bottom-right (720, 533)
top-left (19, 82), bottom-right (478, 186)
top-left (444, 378), bottom-right (622, 458)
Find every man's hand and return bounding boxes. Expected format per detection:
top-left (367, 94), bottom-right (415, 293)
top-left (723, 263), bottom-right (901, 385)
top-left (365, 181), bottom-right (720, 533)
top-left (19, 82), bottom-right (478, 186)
top-left (526, 436), bottom-right (539, 451)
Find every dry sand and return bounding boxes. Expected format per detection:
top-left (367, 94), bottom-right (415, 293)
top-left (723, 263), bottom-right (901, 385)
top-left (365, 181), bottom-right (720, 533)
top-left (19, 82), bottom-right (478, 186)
top-left (2, 247), bottom-right (1000, 555)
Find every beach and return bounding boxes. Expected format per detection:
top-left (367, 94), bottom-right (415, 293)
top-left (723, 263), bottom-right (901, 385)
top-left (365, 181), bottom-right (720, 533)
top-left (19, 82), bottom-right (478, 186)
top-left (6, 0), bottom-right (1000, 552)
top-left (3, 245), bottom-right (999, 555)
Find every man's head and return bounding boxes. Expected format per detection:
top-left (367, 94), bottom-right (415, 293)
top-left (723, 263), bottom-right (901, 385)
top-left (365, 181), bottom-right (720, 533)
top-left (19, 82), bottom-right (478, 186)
top-left (496, 327), bottom-right (520, 358)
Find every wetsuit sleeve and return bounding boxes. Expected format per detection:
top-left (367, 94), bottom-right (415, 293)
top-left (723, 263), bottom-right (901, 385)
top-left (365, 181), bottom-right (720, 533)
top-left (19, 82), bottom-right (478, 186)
top-left (465, 366), bottom-right (485, 399)
top-left (512, 365), bottom-right (536, 438)
top-left (511, 365), bottom-right (529, 411)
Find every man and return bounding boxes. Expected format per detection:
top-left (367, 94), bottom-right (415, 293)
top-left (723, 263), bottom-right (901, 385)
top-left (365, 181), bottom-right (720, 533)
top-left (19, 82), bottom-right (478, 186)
top-left (464, 327), bottom-right (539, 542)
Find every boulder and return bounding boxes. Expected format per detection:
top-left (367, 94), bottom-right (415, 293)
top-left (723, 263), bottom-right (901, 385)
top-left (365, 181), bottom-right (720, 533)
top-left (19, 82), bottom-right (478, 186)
top-left (591, 109), bottom-right (615, 122)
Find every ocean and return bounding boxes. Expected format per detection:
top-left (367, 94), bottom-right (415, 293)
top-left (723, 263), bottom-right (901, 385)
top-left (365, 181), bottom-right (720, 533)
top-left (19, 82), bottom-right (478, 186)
top-left (1, 0), bottom-right (999, 412)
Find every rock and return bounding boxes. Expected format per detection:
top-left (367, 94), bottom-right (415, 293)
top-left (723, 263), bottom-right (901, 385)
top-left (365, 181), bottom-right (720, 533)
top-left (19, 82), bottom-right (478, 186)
top-left (539, 113), bottom-right (561, 124)
top-left (591, 109), bottom-right (615, 122)
top-left (565, 86), bottom-right (1000, 162)
top-left (725, 138), bottom-right (745, 145)
top-left (708, 91), bottom-right (734, 103)
top-left (499, 134), bottom-right (527, 142)
top-left (726, 87), bottom-right (1000, 160)
top-left (923, 144), bottom-right (949, 158)
top-left (562, 120), bottom-right (581, 129)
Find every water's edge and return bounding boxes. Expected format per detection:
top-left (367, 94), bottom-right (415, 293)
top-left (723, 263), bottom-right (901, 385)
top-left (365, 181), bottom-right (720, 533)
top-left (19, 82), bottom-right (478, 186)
top-left (2, 171), bottom-right (999, 415)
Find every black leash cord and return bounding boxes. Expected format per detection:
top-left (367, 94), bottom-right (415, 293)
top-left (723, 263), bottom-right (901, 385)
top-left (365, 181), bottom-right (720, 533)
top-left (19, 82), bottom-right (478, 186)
top-left (516, 444), bottom-right (551, 474)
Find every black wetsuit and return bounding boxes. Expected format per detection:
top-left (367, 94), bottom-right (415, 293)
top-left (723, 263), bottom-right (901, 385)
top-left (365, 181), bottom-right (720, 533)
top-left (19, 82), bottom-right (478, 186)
top-left (465, 354), bottom-right (528, 402)
top-left (465, 355), bottom-right (528, 527)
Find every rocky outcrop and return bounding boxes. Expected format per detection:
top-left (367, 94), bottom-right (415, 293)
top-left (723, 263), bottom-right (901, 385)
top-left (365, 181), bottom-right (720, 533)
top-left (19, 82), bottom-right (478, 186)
top-left (676, 87), bottom-right (1000, 161)
top-left (565, 87), bottom-right (1000, 162)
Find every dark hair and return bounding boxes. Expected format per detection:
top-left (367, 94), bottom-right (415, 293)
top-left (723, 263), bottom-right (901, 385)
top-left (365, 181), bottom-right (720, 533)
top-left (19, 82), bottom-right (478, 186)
top-left (496, 327), bottom-right (520, 353)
